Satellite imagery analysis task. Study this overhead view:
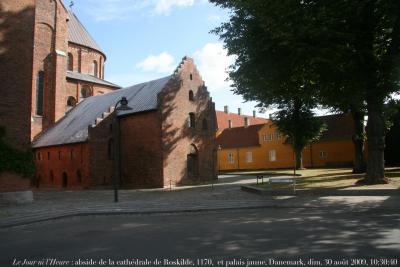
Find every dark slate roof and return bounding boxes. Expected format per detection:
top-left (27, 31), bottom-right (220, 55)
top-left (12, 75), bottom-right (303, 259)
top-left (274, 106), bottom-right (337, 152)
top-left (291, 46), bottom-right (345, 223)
top-left (318, 113), bottom-right (355, 141)
top-left (67, 71), bottom-right (120, 88)
top-left (67, 10), bottom-right (103, 54)
top-left (32, 75), bottom-right (172, 148)
top-left (216, 124), bottom-right (265, 149)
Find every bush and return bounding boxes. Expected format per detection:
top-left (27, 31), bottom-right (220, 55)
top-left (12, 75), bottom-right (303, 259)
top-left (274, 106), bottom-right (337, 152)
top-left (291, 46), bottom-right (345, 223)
top-left (0, 126), bottom-right (35, 177)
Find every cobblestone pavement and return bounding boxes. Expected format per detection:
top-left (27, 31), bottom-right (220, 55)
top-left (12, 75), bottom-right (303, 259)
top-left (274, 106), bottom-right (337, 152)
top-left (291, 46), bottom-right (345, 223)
top-left (0, 174), bottom-right (399, 228)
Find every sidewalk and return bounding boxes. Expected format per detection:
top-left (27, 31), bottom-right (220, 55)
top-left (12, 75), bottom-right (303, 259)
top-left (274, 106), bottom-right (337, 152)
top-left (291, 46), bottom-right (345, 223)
top-left (1, 174), bottom-right (399, 228)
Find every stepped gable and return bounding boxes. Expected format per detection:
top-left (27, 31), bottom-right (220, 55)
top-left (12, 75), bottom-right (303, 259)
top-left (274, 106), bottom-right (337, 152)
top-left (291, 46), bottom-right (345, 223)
top-left (32, 75), bottom-right (172, 148)
top-left (216, 124), bottom-right (265, 149)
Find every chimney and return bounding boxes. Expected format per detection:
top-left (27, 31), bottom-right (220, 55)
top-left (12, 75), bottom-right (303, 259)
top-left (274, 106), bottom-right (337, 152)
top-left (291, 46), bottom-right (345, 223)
top-left (238, 108), bottom-right (242, 115)
top-left (224, 105), bottom-right (229, 114)
top-left (253, 110), bottom-right (256, 118)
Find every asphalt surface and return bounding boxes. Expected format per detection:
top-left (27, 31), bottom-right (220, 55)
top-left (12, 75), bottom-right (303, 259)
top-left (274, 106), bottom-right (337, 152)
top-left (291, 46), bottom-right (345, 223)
top-left (1, 208), bottom-right (399, 267)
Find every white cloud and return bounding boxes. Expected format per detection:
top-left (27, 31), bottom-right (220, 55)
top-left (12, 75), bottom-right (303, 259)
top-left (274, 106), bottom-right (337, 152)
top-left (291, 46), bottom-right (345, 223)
top-left (136, 52), bottom-right (175, 73)
top-left (193, 42), bottom-right (267, 117)
top-left (154, 0), bottom-right (194, 15)
top-left (193, 42), bottom-right (235, 93)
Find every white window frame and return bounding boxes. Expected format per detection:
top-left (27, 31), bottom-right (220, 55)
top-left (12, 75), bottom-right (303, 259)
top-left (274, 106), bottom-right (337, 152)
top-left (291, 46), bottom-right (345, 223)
top-left (319, 150), bottom-right (327, 158)
top-left (262, 134), bottom-right (267, 142)
top-left (228, 153), bottom-right (235, 164)
top-left (246, 151), bottom-right (253, 163)
top-left (269, 150), bottom-right (276, 162)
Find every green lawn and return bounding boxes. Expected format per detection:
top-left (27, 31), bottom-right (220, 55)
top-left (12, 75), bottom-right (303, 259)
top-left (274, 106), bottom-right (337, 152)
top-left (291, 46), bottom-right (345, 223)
top-left (230, 167), bottom-right (400, 189)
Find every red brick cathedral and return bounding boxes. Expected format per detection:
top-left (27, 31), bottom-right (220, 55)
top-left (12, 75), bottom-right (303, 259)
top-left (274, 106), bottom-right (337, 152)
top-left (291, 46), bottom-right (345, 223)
top-left (0, 0), bottom-right (217, 189)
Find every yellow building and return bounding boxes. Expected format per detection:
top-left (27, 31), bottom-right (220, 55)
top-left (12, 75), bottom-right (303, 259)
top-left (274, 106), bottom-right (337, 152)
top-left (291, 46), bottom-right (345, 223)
top-left (216, 113), bottom-right (355, 171)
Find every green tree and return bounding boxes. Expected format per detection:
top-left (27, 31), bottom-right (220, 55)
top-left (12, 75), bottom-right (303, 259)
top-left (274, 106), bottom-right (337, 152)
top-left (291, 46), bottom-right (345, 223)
top-left (272, 101), bottom-right (326, 169)
top-left (211, 0), bottom-right (400, 184)
top-left (0, 126), bottom-right (35, 177)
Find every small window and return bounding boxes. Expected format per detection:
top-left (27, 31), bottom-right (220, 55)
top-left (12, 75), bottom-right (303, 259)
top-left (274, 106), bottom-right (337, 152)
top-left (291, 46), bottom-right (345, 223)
top-left (58, 151), bottom-right (62, 160)
top-left (190, 73), bottom-right (193, 80)
top-left (202, 119), bottom-right (208, 130)
top-left (67, 96), bottom-right (77, 107)
top-left (262, 134), bottom-right (267, 142)
top-left (269, 150), bottom-right (276, 162)
top-left (37, 152), bottom-right (41, 161)
top-left (80, 86), bottom-right (91, 98)
top-left (188, 113), bottom-right (195, 128)
top-left (246, 151), bottom-right (253, 163)
top-left (70, 149), bottom-right (74, 159)
top-left (266, 133), bottom-right (273, 141)
top-left (67, 53), bottom-right (73, 71)
top-left (228, 153), bottom-right (235, 164)
top-left (275, 131), bottom-right (282, 140)
top-left (189, 90), bottom-right (194, 101)
top-left (228, 120), bottom-right (233, 128)
top-left (319, 150), bottom-right (327, 158)
top-left (108, 139), bottom-right (114, 160)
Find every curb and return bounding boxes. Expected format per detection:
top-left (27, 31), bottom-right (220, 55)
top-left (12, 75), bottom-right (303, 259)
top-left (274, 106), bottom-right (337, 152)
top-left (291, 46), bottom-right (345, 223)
top-left (0, 205), bottom-right (284, 228)
top-left (242, 185), bottom-right (400, 196)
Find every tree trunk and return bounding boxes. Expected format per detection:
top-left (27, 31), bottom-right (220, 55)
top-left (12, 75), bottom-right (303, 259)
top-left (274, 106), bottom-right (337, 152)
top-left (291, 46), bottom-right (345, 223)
top-left (351, 110), bottom-right (366, 173)
top-left (365, 104), bottom-right (387, 184)
top-left (295, 149), bottom-right (303, 170)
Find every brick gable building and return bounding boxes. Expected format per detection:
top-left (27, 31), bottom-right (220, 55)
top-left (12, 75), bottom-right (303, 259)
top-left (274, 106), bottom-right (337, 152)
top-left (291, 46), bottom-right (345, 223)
top-left (33, 57), bottom-right (217, 189)
top-left (0, 0), bottom-right (119, 150)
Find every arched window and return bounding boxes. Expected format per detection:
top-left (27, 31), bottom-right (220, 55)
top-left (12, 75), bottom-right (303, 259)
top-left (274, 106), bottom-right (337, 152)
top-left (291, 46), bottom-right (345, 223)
top-left (108, 139), bottom-right (114, 160)
top-left (50, 170), bottom-right (54, 183)
top-left (67, 96), bottom-right (77, 107)
top-left (202, 119), bottom-right (208, 130)
top-left (80, 86), bottom-right (91, 98)
top-left (36, 71), bottom-right (44, 115)
top-left (189, 90), bottom-right (194, 101)
top-left (188, 113), bottom-right (195, 128)
top-left (76, 170), bottom-right (82, 184)
top-left (187, 144), bottom-right (198, 177)
top-left (91, 60), bottom-right (98, 77)
top-left (67, 53), bottom-right (73, 71)
top-left (62, 172), bottom-right (68, 188)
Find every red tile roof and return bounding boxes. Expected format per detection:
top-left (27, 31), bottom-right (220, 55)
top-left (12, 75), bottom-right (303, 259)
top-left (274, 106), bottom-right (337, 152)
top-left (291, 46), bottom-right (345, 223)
top-left (216, 111), bottom-right (269, 130)
top-left (216, 124), bottom-right (266, 149)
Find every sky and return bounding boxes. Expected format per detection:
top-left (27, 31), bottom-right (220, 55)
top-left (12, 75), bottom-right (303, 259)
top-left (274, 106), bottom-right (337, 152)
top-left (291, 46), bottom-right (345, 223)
top-left (65, 0), bottom-right (268, 118)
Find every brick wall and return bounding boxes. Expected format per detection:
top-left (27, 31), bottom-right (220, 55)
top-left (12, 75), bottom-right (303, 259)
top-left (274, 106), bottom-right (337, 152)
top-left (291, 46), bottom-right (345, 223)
top-left (0, 0), bottom-right (35, 149)
top-left (34, 143), bottom-right (89, 188)
top-left (119, 112), bottom-right (164, 188)
top-left (88, 113), bottom-right (114, 187)
top-left (160, 57), bottom-right (217, 186)
top-left (67, 43), bottom-right (105, 78)
top-left (31, 0), bottom-right (68, 138)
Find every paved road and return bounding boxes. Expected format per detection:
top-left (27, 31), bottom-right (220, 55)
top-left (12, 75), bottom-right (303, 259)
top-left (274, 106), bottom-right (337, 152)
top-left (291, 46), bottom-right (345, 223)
top-left (1, 208), bottom-right (399, 267)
